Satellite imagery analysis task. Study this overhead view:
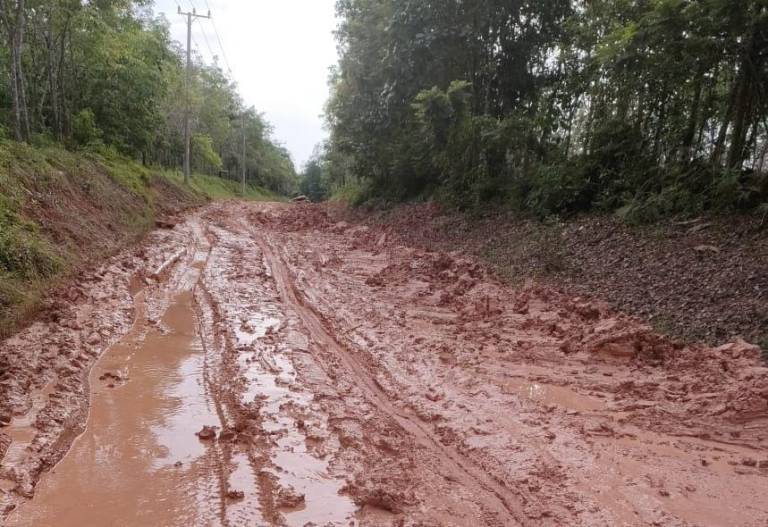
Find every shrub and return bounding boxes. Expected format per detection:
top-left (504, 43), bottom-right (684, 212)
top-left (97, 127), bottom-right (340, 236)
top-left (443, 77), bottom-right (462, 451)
top-left (72, 109), bottom-right (103, 147)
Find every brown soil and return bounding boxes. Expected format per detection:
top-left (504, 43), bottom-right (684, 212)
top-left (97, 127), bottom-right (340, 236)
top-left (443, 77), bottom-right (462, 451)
top-left (337, 203), bottom-right (768, 350)
top-left (2, 201), bottom-right (767, 526)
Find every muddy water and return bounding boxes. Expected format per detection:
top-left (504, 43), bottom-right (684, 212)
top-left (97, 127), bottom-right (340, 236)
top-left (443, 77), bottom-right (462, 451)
top-left (7, 263), bottom-right (236, 526)
top-left (503, 378), bottom-right (606, 412)
top-left (237, 327), bottom-right (357, 526)
top-left (225, 272), bottom-right (357, 525)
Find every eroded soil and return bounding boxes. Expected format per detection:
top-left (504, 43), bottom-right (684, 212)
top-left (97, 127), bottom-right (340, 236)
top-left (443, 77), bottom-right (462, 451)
top-left (1, 201), bottom-right (767, 526)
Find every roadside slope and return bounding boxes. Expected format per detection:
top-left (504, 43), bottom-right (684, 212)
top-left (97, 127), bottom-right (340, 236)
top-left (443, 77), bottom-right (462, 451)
top-left (0, 142), bottom-right (272, 337)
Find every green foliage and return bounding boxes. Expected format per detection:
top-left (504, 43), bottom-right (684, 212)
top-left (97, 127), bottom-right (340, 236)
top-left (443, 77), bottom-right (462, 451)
top-left (192, 134), bottom-right (223, 171)
top-left (160, 170), bottom-right (278, 201)
top-left (0, 220), bottom-right (62, 279)
top-left (524, 165), bottom-right (586, 218)
top-left (81, 146), bottom-right (154, 203)
top-left (0, 1), bottom-right (296, 197)
top-left (299, 158), bottom-right (330, 202)
top-left (325, 0), bottom-right (768, 221)
top-left (72, 109), bottom-right (103, 146)
top-left (330, 180), bottom-right (370, 206)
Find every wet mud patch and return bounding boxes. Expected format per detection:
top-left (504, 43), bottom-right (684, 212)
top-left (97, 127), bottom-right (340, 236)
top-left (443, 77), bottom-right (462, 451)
top-left (4, 201), bottom-right (768, 526)
top-left (201, 224), bottom-right (358, 526)
top-left (4, 228), bottom-right (237, 526)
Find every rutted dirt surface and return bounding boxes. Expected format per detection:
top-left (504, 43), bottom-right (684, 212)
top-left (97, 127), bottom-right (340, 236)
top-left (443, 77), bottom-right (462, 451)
top-left (1, 201), bottom-right (768, 526)
top-left (340, 203), bottom-right (768, 348)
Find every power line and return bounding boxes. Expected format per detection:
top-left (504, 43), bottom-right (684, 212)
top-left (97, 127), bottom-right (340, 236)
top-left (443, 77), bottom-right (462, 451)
top-left (184, 2), bottom-right (205, 58)
top-left (171, 1), bottom-right (201, 55)
top-left (210, 19), bottom-right (234, 76)
top-left (196, 0), bottom-right (246, 192)
top-left (178, 1), bottom-right (245, 191)
top-left (180, 0), bottom-right (234, 77)
top-left (195, 18), bottom-right (218, 65)
top-left (200, 0), bottom-right (234, 76)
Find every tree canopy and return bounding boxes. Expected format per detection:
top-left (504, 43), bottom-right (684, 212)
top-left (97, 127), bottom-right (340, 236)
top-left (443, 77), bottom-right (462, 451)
top-left (0, 0), bottom-right (297, 195)
top-left (323, 0), bottom-right (768, 220)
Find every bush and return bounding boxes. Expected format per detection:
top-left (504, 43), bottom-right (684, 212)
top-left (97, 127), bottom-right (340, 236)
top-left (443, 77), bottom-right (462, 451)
top-left (709, 169), bottom-right (765, 211)
top-left (72, 109), bottom-right (103, 147)
top-left (331, 180), bottom-right (376, 207)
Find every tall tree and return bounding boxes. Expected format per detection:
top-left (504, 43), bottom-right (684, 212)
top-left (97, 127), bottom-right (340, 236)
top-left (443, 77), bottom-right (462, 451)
top-left (325, 0), bottom-right (768, 217)
top-left (0, 0), bottom-right (29, 141)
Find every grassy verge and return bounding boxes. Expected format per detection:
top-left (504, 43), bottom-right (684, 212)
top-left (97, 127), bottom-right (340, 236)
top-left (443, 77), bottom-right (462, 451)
top-left (0, 141), bottom-right (278, 336)
top-left (161, 169), bottom-right (280, 201)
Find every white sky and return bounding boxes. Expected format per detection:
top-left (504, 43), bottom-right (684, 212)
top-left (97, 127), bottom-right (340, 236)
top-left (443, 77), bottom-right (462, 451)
top-left (152, 0), bottom-right (339, 170)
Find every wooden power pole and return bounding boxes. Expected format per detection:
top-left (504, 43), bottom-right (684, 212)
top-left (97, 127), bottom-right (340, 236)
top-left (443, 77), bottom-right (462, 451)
top-left (241, 112), bottom-right (247, 196)
top-left (178, 6), bottom-right (210, 184)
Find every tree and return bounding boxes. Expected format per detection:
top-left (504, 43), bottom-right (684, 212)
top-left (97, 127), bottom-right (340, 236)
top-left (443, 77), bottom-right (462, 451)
top-left (326, 0), bottom-right (768, 217)
top-left (0, 0), bottom-right (298, 195)
top-left (300, 157), bottom-right (329, 202)
top-left (0, 0), bottom-right (29, 141)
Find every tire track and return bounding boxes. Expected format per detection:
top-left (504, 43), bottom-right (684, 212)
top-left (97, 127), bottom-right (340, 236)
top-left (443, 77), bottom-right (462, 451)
top-left (254, 231), bottom-right (530, 527)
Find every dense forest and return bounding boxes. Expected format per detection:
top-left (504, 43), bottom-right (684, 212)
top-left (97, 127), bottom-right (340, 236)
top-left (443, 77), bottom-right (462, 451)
top-left (0, 0), bottom-right (297, 195)
top-left (317, 0), bottom-right (768, 221)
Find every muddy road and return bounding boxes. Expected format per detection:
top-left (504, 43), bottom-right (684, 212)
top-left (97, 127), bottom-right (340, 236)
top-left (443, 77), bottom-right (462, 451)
top-left (1, 201), bottom-right (767, 526)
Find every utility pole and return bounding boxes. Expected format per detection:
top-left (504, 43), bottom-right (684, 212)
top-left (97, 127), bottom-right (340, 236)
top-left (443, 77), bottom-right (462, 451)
top-left (178, 6), bottom-right (210, 184)
top-left (241, 111), bottom-right (247, 196)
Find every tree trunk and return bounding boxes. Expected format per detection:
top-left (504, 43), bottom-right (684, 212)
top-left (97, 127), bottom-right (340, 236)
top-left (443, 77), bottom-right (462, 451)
top-left (727, 23), bottom-right (760, 170)
top-left (680, 65), bottom-right (705, 163)
top-left (1, 0), bottom-right (29, 142)
top-left (15, 0), bottom-right (29, 139)
top-left (711, 75), bottom-right (737, 167)
top-left (45, 10), bottom-right (63, 141)
top-left (8, 44), bottom-right (22, 141)
top-left (652, 92), bottom-right (669, 161)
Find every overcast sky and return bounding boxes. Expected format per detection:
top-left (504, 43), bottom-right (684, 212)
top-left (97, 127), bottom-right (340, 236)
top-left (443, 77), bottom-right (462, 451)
top-left (152, 0), bottom-right (339, 170)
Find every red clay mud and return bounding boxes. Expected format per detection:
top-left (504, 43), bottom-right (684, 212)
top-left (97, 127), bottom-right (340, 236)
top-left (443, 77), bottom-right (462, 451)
top-left (2, 201), bottom-right (767, 526)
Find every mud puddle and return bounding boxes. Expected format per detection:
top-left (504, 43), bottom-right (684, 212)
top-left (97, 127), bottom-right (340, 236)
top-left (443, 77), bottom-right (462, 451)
top-left (230, 282), bottom-right (356, 525)
top-left (6, 255), bottom-right (238, 526)
top-left (503, 378), bottom-right (606, 412)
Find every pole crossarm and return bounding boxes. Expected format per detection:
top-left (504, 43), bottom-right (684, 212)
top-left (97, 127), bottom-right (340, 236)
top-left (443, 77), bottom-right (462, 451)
top-left (177, 6), bottom-right (211, 20)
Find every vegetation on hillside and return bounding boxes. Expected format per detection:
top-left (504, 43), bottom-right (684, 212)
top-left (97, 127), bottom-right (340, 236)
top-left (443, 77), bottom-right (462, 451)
top-left (0, 0), bottom-right (297, 195)
top-left (317, 0), bottom-right (768, 221)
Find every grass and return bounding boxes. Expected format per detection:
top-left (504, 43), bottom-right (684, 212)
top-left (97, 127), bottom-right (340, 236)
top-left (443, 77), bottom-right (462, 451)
top-left (85, 147), bottom-right (154, 202)
top-left (329, 180), bottom-right (369, 206)
top-left (0, 141), bottom-right (282, 336)
top-left (161, 169), bottom-right (280, 201)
